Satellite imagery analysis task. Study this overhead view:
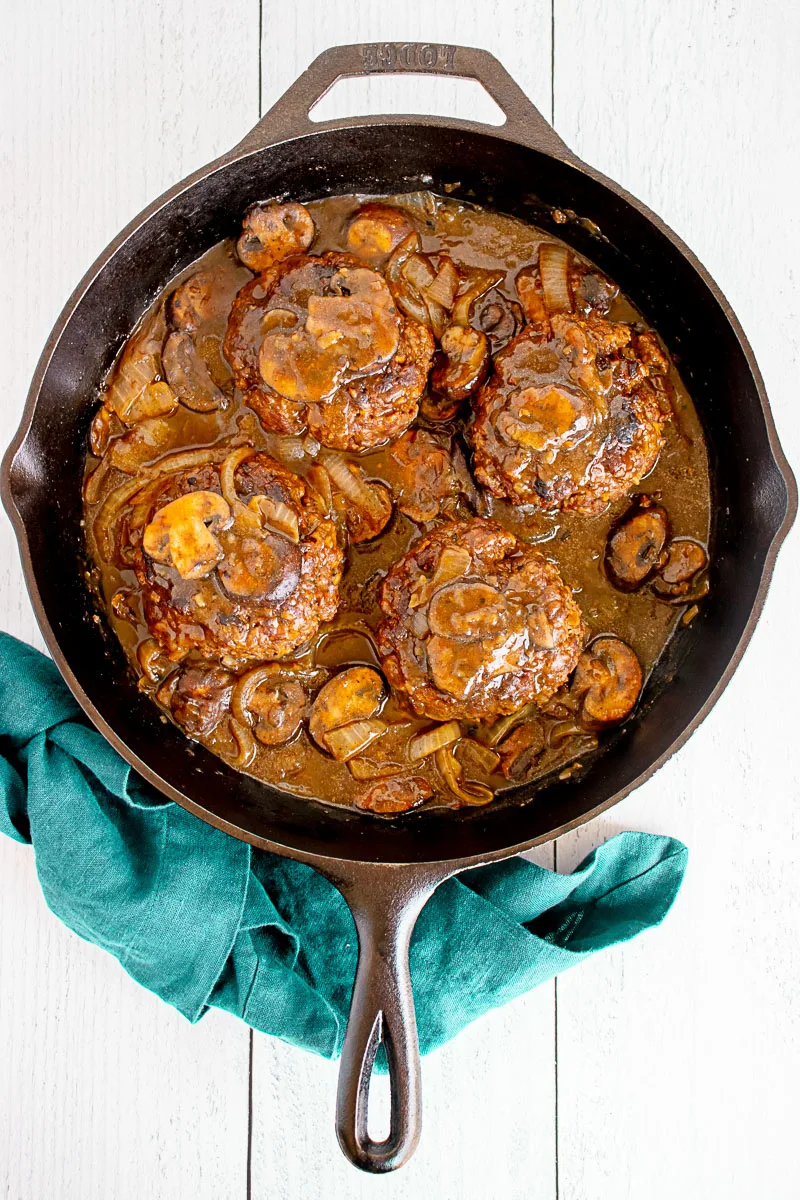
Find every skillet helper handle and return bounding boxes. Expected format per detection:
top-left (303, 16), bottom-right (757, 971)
top-left (235, 41), bottom-right (574, 159)
top-left (326, 862), bottom-right (448, 1173)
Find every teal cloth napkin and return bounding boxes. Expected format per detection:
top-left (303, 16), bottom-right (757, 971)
top-left (0, 630), bottom-right (687, 1059)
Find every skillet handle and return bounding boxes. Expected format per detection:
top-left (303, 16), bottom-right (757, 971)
top-left (235, 42), bottom-right (574, 160)
top-left (321, 861), bottom-right (450, 1173)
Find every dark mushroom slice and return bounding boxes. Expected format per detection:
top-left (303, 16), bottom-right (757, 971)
top-left (231, 663), bottom-right (307, 746)
top-left (430, 325), bottom-right (491, 407)
top-left (475, 293), bottom-right (524, 351)
top-left (236, 202), bottom-right (315, 271)
top-left (308, 666), bottom-right (386, 752)
top-left (605, 499), bottom-right (670, 591)
top-left (652, 539), bottom-right (709, 599)
top-left (346, 204), bottom-right (417, 266)
top-left (217, 529), bottom-right (302, 605)
top-left (571, 637), bottom-right (643, 729)
top-left (168, 664), bottom-right (235, 736)
top-left (356, 776), bottom-right (433, 814)
top-left (162, 330), bottom-right (227, 413)
top-left (168, 271), bottom-right (219, 332)
top-left (497, 720), bottom-right (546, 780)
top-left (142, 490), bottom-right (232, 580)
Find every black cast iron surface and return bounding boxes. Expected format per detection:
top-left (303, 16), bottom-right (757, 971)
top-left (2, 43), bottom-right (796, 1172)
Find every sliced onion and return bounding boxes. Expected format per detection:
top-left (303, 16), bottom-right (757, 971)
top-left (323, 718), bottom-right (386, 762)
top-left (435, 745), bottom-right (494, 806)
top-left (319, 450), bottom-right (387, 521)
top-left (539, 243), bottom-right (572, 314)
top-left (424, 297), bottom-right (448, 340)
top-left (227, 717), bottom-right (257, 768)
top-left (386, 233), bottom-right (423, 285)
top-left (94, 475), bottom-right (152, 561)
top-left (452, 268), bottom-right (504, 326)
top-left (84, 458), bottom-right (112, 505)
top-left (393, 279), bottom-right (433, 327)
top-left (408, 721), bottom-right (461, 761)
top-left (402, 254), bottom-right (436, 291)
top-left (255, 496), bottom-right (300, 542)
top-left (263, 433), bottom-right (306, 463)
top-left (220, 445), bottom-right (257, 510)
top-left (426, 258), bottom-right (460, 309)
top-left (486, 703), bottom-right (534, 748)
top-left (347, 758), bottom-right (404, 781)
top-left (456, 738), bottom-right (502, 775)
top-left (307, 464), bottom-right (332, 512)
top-left (232, 664), bottom-right (281, 728)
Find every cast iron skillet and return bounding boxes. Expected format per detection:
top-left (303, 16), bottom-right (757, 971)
top-left (2, 42), bottom-right (796, 1173)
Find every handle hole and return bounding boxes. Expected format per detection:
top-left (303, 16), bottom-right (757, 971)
top-left (309, 73), bottom-right (506, 126)
top-left (366, 1042), bottom-right (391, 1144)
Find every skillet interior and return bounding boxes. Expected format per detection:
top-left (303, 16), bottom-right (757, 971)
top-left (5, 124), bottom-right (792, 864)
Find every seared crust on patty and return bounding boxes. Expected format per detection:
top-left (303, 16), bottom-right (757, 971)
top-left (377, 518), bottom-right (586, 721)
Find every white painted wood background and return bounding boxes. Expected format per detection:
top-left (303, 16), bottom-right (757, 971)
top-left (2, 1), bottom-right (799, 1195)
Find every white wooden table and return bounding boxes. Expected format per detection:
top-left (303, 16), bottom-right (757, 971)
top-left (2, 2), bottom-right (799, 1196)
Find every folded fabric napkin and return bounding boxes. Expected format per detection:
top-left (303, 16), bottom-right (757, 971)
top-left (0, 631), bottom-right (687, 1059)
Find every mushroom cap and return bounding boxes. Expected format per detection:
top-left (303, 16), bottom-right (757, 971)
top-left (236, 202), bottom-right (315, 271)
top-left (308, 666), bottom-right (386, 749)
top-left (605, 499), bottom-right (670, 591)
top-left (142, 490), bottom-right (231, 580)
top-left (571, 636), bottom-right (643, 728)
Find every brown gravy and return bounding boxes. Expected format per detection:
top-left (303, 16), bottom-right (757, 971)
top-left (83, 193), bottom-right (711, 812)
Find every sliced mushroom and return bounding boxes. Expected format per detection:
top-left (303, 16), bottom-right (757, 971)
top-left (571, 637), bottom-right (642, 729)
top-left (162, 330), bottom-right (226, 412)
top-left (137, 638), bottom-right (173, 683)
top-left (143, 491), bottom-right (231, 580)
top-left (430, 325), bottom-right (490, 405)
top-left (346, 204), bottom-right (416, 266)
top-left (605, 499), bottom-right (670, 592)
top-left (475, 293), bottom-right (523, 350)
top-left (356, 775), bottom-right (433, 814)
top-left (428, 582), bottom-right (507, 640)
top-left (168, 664), bottom-right (235, 736)
top-left (308, 666), bottom-right (386, 751)
top-left (231, 663), bottom-right (307, 745)
top-left (217, 530), bottom-right (302, 604)
top-left (236, 202), bottom-right (315, 271)
top-left (653, 539), bottom-right (708, 598)
top-left (168, 271), bottom-right (218, 332)
top-left (497, 720), bottom-right (546, 780)
top-left (427, 637), bottom-right (488, 699)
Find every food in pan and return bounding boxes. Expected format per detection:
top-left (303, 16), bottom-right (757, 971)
top-left (83, 191), bottom-right (711, 815)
